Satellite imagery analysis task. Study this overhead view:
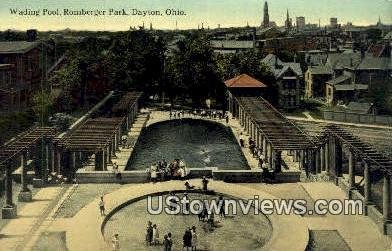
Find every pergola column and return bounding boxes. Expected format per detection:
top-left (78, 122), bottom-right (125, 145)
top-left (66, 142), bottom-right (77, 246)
top-left (50, 144), bottom-right (55, 174)
top-left (56, 150), bottom-right (62, 175)
top-left (111, 138), bottom-right (117, 158)
top-left (315, 148), bottom-right (321, 174)
top-left (71, 152), bottom-right (76, 178)
top-left (383, 175), bottom-right (391, 224)
top-left (2, 160), bottom-right (17, 218)
top-left (328, 137), bottom-right (336, 176)
top-left (348, 151), bottom-right (356, 190)
top-left (275, 151), bottom-right (282, 173)
top-left (320, 146), bottom-right (325, 171)
top-left (268, 143), bottom-right (273, 165)
top-left (102, 149), bottom-right (107, 171)
top-left (309, 149), bottom-right (317, 174)
top-left (364, 162), bottom-right (371, 207)
top-left (18, 151), bottom-right (32, 202)
top-left (324, 142), bottom-right (329, 173)
top-left (107, 145), bottom-right (112, 163)
top-left (263, 137), bottom-right (267, 157)
top-left (300, 150), bottom-right (306, 170)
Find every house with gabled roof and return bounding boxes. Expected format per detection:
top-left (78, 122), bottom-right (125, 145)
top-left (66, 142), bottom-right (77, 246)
top-left (261, 54), bottom-right (303, 109)
top-left (224, 74), bottom-right (268, 117)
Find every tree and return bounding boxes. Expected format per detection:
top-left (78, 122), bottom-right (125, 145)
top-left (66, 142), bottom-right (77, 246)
top-left (32, 91), bottom-right (54, 125)
top-left (165, 32), bottom-right (221, 106)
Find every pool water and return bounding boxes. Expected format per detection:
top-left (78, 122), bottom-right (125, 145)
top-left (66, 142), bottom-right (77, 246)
top-left (126, 119), bottom-right (249, 170)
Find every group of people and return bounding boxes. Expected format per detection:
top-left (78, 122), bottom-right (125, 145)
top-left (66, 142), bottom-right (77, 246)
top-left (149, 159), bottom-right (188, 182)
top-left (146, 221), bottom-right (164, 246)
top-left (182, 226), bottom-right (198, 251)
top-left (169, 109), bottom-right (229, 124)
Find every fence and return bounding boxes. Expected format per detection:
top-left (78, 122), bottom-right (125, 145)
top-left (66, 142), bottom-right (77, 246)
top-left (323, 111), bottom-right (392, 126)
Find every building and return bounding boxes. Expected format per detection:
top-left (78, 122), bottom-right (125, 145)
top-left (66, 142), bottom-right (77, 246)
top-left (325, 71), bottom-right (368, 104)
top-left (296, 17), bottom-right (306, 31)
top-left (262, 1), bottom-right (270, 28)
top-left (261, 54), bottom-right (303, 109)
top-left (0, 41), bottom-right (42, 114)
top-left (285, 9), bottom-right (292, 31)
top-left (305, 65), bottom-right (333, 99)
top-left (330, 18), bottom-right (338, 29)
top-left (210, 40), bottom-right (255, 54)
top-left (224, 74), bottom-right (268, 115)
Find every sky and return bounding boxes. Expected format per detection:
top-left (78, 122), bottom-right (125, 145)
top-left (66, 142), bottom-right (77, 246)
top-left (0, 0), bottom-right (391, 31)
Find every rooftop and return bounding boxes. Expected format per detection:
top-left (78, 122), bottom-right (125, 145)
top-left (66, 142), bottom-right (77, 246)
top-left (357, 56), bottom-right (392, 70)
top-left (262, 54), bottom-right (302, 78)
top-left (307, 65), bottom-right (333, 75)
top-left (224, 74), bottom-right (267, 88)
top-left (210, 40), bottom-right (254, 49)
top-left (0, 41), bottom-right (40, 54)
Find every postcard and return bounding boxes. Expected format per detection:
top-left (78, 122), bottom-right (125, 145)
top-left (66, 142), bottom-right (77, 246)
top-left (0, 1), bottom-right (391, 250)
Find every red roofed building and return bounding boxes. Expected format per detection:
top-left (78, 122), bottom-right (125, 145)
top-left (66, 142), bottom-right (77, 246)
top-left (224, 74), bottom-right (268, 117)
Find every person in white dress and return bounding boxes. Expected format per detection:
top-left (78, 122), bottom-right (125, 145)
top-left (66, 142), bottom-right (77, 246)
top-left (152, 224), bottom-right (160, 245)
top-left (150, 163), bottom-right (158, 182)
top-left (112, 234), bottom-right (119, 250)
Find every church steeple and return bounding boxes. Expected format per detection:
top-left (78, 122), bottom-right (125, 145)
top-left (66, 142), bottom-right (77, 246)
top-left (263, 1), bottom-right (270, 28)
top-left (285, 8), bottom-right (292, 30)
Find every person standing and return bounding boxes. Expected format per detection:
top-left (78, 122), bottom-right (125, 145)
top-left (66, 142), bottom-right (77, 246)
top-left (99, 196), bottom-right (105, 216)
top-left (183, 193), bottom-right (190, 214)
top-left (218, 196), bottom-right (225, 219)
top-left (202, 176), bottom-right (209, 191)
top-left (183, 228), bottom-right (192, 251)
top-left (112, 234), bottom-right (120, 251)
top-left (146, 221), bottom-right (153, 245)
top-left (191, 226), bottom-right (198, 251)
top-left (164, 232), bottom-right (173, 251)
top-left (239, 133), bottom-right (244, 147)
top-left (150, 163), bottom-right (158, 183)
top-left (152, 224), bottom-right (159, 245)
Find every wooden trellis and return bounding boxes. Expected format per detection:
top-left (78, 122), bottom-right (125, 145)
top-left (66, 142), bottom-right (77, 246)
top-left (0, 127), bottom-right (57, 166)
top-left (58, 117), bottom-right (124, 152)
top-left (235, 96), bottom-right (316, 150)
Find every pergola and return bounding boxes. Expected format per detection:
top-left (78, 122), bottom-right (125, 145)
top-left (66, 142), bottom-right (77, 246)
top-left (235, 96), bottom-right (315, 150)
top-left (112, 91), bottom-right (143, 131)
top-left (58, 117), bottom-right (125, 172)
top-left (232, 96), bottom-right (316, 171)
top-left (0, 126), bottom-right (57, 218)
top-left (112, 91), bottom-right (143, 114)
top-left (0, 127), bottom-right (57, 165)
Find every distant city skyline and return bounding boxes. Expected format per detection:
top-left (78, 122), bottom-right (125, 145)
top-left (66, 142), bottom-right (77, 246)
top-left (0, 0), bottom-right (391, 31)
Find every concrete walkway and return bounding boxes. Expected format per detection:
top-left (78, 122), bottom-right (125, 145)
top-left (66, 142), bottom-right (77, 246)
top-left (0, 186), bottom-right (67, 251)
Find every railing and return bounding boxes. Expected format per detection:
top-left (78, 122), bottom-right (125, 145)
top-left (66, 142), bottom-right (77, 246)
top-left (323, 111), bottom-right (392, 126)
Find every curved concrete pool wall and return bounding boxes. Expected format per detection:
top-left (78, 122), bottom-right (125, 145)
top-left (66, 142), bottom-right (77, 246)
top-left (62, 181), bottom-right (308, 251)
top-left (101, 190), bottom-right (273, 250)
